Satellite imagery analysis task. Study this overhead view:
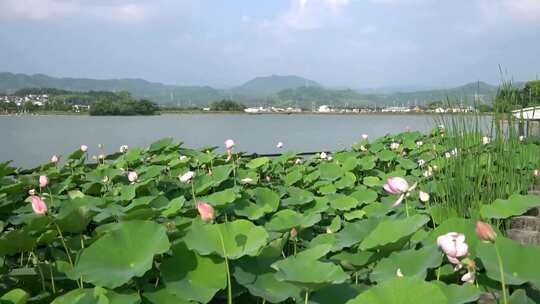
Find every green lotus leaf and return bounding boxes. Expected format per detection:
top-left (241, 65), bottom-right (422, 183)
top-left (370, 245), bottom-right (442, 282)
top-left (357, 157), bottom-right (376, 171)
top-left (161, 242), bottom-right (226, 303)
top-left (55, 198), bottom-right (96, 233)
top-left (142, 289), bottom-right (191, 304)
top-left (507, 289), bottom-right (536, 304)
top-left (362, 176), bottom-right (381, 187)
top-left (360, 215), bottom-right (429, 250)
top-left (252, 187), bottom-right (280, 213)
top-left (398, 158), bottom-right (418, 170)
top-left (346, 277), bottom-right (448, 304)
top-left (329, 194), bottom-right (358, 211)
top-left (0, 229), bottom-right (36, 257)
top-left (271, 245), bottom-right (349, 290)
top-left (310, 218), bottom-right (379, 252)
top-left (246, 157), bottom-right (269, 169)
top-left (310, 284), bottom-right (364, 304)
top-left (0, 289), bottom-right (29, 304)
top-left (480, 194), bottom-right (540, 219)
top-left (283, 169), bottom-right (303, 186)
top-left (318, 183), bottom-right (337, 195)
top-left (184, 219), bottom-right (268, 259)
top-left (265, 209), bottom-right (321, 232)
top-left (233, 244), bottom-right (302, 303)
top-left (74, 221), bottom-right (170, 288)
top-left (378, 150), bottom-right (397, 162)
top-left (148, 137), bottom-right (173, 152)
top-left (330, 250), bottom-right (376, 269)
top-left (319, 163), bottom-right (343, 181)
top-left (476, 236), bottom-right (540, 289)
top-left (282, 187), bottom-right (314, 206)
top-left (344, 210), bottom-right (366, 221)
top-left (50, 287), bottom-right (140, 304)
top-left (432, 282), bottom-right (482, 304)
top-left (350, 188), bottom-right (378, 206)
top-left (203, 188), bottom-right (238, 206)
top-left (334, 172), bottom-right (356, 189)
top-left (210, 165), bottom-right (233, 186)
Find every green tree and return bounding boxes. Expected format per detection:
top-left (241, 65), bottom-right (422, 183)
top-left (209, 100), bottom-right (245, 111)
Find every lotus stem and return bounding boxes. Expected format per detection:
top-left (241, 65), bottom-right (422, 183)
top-left (217, 228), bottom-right (233, 304)
top-left (304, 290), bottom-right (309, 304)
top-left (494, 243), bottom-right (508, 304)
top-left (405, 199), bottom-right (410, 217)
top-left (49, 262), bottom-right (56, 293)
top-left (191, 181), bottom-right (197, 202)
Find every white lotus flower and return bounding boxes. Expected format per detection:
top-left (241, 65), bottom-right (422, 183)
top-left (482, 136), bottom-right (490, 145)
top-left (119, 145), bottom-right (129, 153)
top-left (276, 142), bottom-right (284, 148)
top-left (179, 171), bottom-right (195, 183)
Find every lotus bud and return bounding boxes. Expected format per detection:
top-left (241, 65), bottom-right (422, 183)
top-left (119, 145), bottom-right (129, 153)
top-left (519, 135), bottom-right (525, 142)
top-left (265, 175), bottom-right (271, 182)
top-left (461, 271), bottom-right (475, 284)
top-left (128, 171), bottom-right (138, 183)
top-left (80, 144), bottom-right (88, 152)
top-left (295, 158), bottom-right (302, 164)
top-left (30, 196), bottom-right (48, 215)
top-left (39, 175), bottom-right (48, 188)
top-left (179, 171), bottom-right (195, 183)
top-left (290, 227), bottom-right (298, 238)
top-left (225, 139), bottom-right (235, 150)
top-left (419, 191), bottom-right (430, 202)
top-left (98, 154), bottom-right (105, 160)
top-left (241, 177), bottom-right (254, 184)
top-left (396, 268), bottom-right (404, 277)
top-left (361, 134), bottom-right (368, 140)
top-left (475, 221), bottom-right (497, 242)
top-left (51, 154), bottom-right (60, 164)
top-left (179, 155), bottom-right (188, 161)
top-left (533, 169), bottom-right (539, 177)
top-left (276, 142), bottom-right (284, 148)
top-left (196, 202), bottom-right (214, 222)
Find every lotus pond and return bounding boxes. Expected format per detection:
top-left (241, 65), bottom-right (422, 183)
top-left (0, 126), bottom-right (540, 304)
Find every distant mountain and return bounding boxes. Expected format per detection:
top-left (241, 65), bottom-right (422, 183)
top-left (373, 81), bottom-right (500, 106)
top-left (0, 72), bottom-right (523, 107)
top-left (232, 75), bottom-right (320, 97)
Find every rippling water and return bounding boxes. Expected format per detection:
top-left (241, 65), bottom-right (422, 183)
top-left (0, 114), bottom-right (439, 167)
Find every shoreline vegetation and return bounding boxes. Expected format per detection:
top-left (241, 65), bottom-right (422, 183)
top-left (1, 79), bottom-right (538, 116)
top-left (1, 115), bottom-right (539, 303)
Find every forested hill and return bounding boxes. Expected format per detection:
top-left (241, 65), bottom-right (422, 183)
top-left (0, 72), bottom-right (510, 107)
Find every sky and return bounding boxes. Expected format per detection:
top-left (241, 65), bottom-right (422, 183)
top-left (0, 0), bottom-right (539, 89)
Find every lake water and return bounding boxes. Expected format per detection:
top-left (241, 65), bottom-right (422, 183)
top-left (0, 114), bottom-right (438, 167)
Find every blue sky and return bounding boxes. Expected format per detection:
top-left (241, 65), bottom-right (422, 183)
top-left (0, 0), bottom-right (539, 88)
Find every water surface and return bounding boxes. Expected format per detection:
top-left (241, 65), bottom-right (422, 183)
top-left (0, 114), bottom-right (437, 167)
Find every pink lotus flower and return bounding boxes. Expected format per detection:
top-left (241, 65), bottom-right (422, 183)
top-left (196, 202), bottom-right (214, 222)
top-left (225, 139), bottom-right (235, 150)
top-left (30, 196), bottom-right (48, 215)
top-left (437, 232), bottom-right (468, 265)
top-left (384, 177), bottom-right (416, 207)
top-left (80, 144), bottom-right (88, 152)
top-left (290, 227), bottom-right (298, 238)
top-left (128, 171), bottom-right (138, 183)
top-left (384, 177), bottom-right (410, 194)
top-left (39, 175), bottom-right (48, 188)
top-left (51, 154), bottom-right (60, 164)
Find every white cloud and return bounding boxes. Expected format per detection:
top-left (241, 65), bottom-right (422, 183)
top-left (0, 0), bottom-right (150, 23)
top-left (0, 0), bottom-right (77, 20)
